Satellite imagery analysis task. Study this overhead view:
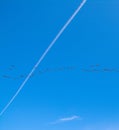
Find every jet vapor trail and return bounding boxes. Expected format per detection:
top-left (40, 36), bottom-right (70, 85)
top-left (0, 0), bottom-right (87, 116)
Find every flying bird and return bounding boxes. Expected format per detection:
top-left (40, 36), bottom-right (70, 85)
top-left (2, 75), bottom-right (11, 79)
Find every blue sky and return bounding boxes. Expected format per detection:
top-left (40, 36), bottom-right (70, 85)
top-left (0, 0), bottom-right (119, 130)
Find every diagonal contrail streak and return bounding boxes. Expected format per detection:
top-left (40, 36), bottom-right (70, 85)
top-left (0, 0), bottom-right (87, 116)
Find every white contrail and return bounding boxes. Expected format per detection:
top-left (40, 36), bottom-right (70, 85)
top-left (0, 0), bottom-right (87, 116)
top-left (50, 115), bottom-right (80, 125)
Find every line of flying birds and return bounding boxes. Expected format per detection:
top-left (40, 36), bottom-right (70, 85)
top-left (1, 64), bottom-right (119, 80)
top-left (1, 65), bottom-right (76, 80)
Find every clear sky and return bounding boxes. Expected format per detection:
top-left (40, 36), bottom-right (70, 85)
top-left (0, 0), bottom-right (119, 130)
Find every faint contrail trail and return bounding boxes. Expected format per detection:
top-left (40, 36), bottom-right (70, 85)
top-left (0, 0), bottom-right (87, 116)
